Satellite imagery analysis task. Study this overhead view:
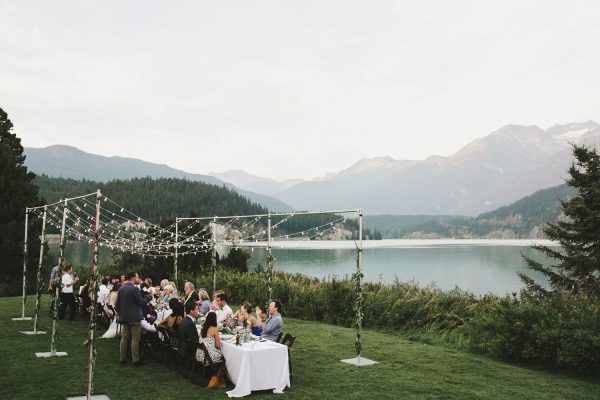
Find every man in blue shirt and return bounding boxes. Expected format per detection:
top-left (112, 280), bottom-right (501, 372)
top-left (257, 300), bottom-right (283, 342)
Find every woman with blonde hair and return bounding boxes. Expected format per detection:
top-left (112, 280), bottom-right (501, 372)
top-left (198, 289), bottom-right (211, 316)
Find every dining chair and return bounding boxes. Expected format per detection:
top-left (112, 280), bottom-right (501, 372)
top-left (155, 326), bottom-right (171, 363)
top-left (281, 333), bottom-right (296, 380)
top-left (177, 339), bottom-right (200, 380)
top-left (166, 328), bottom-right (181, 369)
top-left (193, 342), bottom-right (227, 387)
top-left (107, 305), bottom-right (121, 337)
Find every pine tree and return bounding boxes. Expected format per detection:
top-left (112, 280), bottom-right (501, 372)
top-left (0, 107), bottom-right (42, 295)
top-left (522, 144), bottom-right (600, 297)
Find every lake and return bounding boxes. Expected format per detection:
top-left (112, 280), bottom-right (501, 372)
top-left (242, 239), bottom-right (555, 296)
top-left (50, 239), bottom-right (556, 296)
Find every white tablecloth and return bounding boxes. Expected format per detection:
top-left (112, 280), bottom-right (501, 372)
top-left (155, 308), bottom-right (171, 322)
top-left (221, 339), bottom-right (290, 398)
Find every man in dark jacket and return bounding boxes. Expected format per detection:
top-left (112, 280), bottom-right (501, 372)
top-left (178, 301), bottom-right (200, 359)
top-left (182, 281), bottom-right (199, 309)
top-left (116, 271), bottom-right (143, 366)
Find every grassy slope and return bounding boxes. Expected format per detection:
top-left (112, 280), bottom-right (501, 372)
top-left (1, 296), bottom-right (599, 400)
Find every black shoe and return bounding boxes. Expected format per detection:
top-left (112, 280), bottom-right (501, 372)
top-left (132, 361), bottom-right (144, 367)
top-left (120, 361), bottom-right (126, 366)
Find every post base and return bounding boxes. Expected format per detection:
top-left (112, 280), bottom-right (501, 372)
top-left (341, 356), bottom-right (378, 366)
top-left (35, 351), bottom-right (68, 358)
top-left (67, 395), bottom-right (110, 400)
top-left (21, 331), bottom-right (47, 335)
top-left (12, 317), bottom-right (33, 321)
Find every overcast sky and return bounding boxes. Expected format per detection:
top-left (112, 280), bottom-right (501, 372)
top-left (1, 1), bottom-right (599, 180)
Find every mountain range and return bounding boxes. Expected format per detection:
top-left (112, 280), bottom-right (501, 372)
top-left (23, 145), bottom-right (294, 212)
top-left (24, 120), bottom-right (600, 216)
top-left (211, 120), bottom-right (600, 215)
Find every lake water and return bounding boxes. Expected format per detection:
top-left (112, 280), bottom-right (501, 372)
top-left (51, 239), bottom-right (557, 296)
top-left (242, 239), bottom-right (556, 296)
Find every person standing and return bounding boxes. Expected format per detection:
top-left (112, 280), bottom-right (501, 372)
top-left (60, 265), bottom-right (79, 320)
top-left (116, 271), bottom-right (144, 366)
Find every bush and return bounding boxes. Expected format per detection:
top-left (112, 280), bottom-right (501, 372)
top-left (188, 269), bottom-right (600, 373)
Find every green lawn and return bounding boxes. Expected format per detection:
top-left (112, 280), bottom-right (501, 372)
top-left (1, 295), bottom-right (599, 400)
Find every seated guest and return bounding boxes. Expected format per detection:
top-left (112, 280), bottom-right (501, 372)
top-left (168, 281), bottom-right (178, 297)
top-left (163, 284), bottom-right (176, 303)
top-left (140, 283), bottom-right (156, 323)
top-left (183, 281), bottom-right (199, 309)
top-left (159, 278), bottom-right (169, 294)
top-left (256, 300), bottom-right (283, 342)
top-left (141, 315), bottom-right (157, 333)
top-left (215, 292), bottom-right (233, 324)
top-left (196, 311), bottom-right (223, 364)
top-left (212, 290), bottom-right (223, 307)
top-left (157, 299), bottom-right (184, 329)
top-left (144, 278), bottom-right (155, 296)
top-left (233, 301), bottom-right (262, 336)
top-left (198, 289), bottom-right (211, 316)
top-left (178, 302), bottom-right (200, 359)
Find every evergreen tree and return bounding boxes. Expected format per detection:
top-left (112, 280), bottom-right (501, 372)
top-left (522, 144), bottom-right (600, 296)
top-left (0, 107), bottom-right (42, 295)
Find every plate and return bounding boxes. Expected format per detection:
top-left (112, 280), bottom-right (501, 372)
top-left (221, 334), bottom-right (233, 340)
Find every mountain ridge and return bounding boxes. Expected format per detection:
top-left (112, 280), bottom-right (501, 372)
top-left (24, 120), bottom-right (600, 216)
top-left (24, 145), bottom-right (294, 212)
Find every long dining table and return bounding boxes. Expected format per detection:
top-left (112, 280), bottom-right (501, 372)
top-left (220, 337), bottom-right (290, 398)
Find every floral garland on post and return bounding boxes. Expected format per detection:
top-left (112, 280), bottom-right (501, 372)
top-left (352, 243), bottom-right (364, 358)
top-left (86, 268), bottom-right (101, 396)
top-left (267, 252), bottom-right (274, 304)
top-left (50, 273), bottom-right (62, 354)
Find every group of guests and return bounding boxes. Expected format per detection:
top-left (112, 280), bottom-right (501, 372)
top-left (113, 272), bottom-right (284, 368)
top-left (48, 260), bottom-right (129, 321)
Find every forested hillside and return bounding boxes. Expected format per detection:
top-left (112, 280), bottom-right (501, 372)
top-left (34, 175), bottom-right (356, 235)
top-left (34, 175), bottom-right (268, 221)
top-left (365, 184), bottom-right (576, 239)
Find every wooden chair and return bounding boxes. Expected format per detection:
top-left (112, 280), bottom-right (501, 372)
top-left (177, 339), bottom-right (200, 379)
top-left (141, 331), bottom-right (160, 361)
top-left (156, 326), bottom-right (172, 364)
top-left (276, 332), bottom-right (283, 343)
top-left (192, 342), bottom-right (227, 387)
top-left (107, 305), bottom-right (121, 337)
top-left (166, 328), bottom-right (181, 369)
top-left (281, 333), bottom-right (296, 380)
top-left (96, 303), bottom-right (111, 329)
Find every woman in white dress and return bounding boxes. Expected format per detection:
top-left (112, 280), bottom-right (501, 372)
top-left (101, 283), bottom-right (121, 339)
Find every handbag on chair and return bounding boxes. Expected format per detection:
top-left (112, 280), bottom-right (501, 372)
top-left (207, 370), bottom-right (226, 389)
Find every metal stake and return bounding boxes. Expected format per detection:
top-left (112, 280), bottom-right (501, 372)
top-left (267, 213), bottom-right (273, 303)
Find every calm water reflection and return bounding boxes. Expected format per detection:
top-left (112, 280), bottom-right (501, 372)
top-left (51, 240), bottom-right (554, 296)
top-left (246, 242), bottom-right (553, 296)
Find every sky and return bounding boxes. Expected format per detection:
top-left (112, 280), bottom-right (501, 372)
top-left (1, 1), bottom-right (599, 181)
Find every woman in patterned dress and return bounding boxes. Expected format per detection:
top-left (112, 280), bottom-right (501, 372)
top-left (196, 311), bottom-right (224, 363)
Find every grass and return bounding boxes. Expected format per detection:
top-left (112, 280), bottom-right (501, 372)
top-left (1, 295), bottom-right (599, 400)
